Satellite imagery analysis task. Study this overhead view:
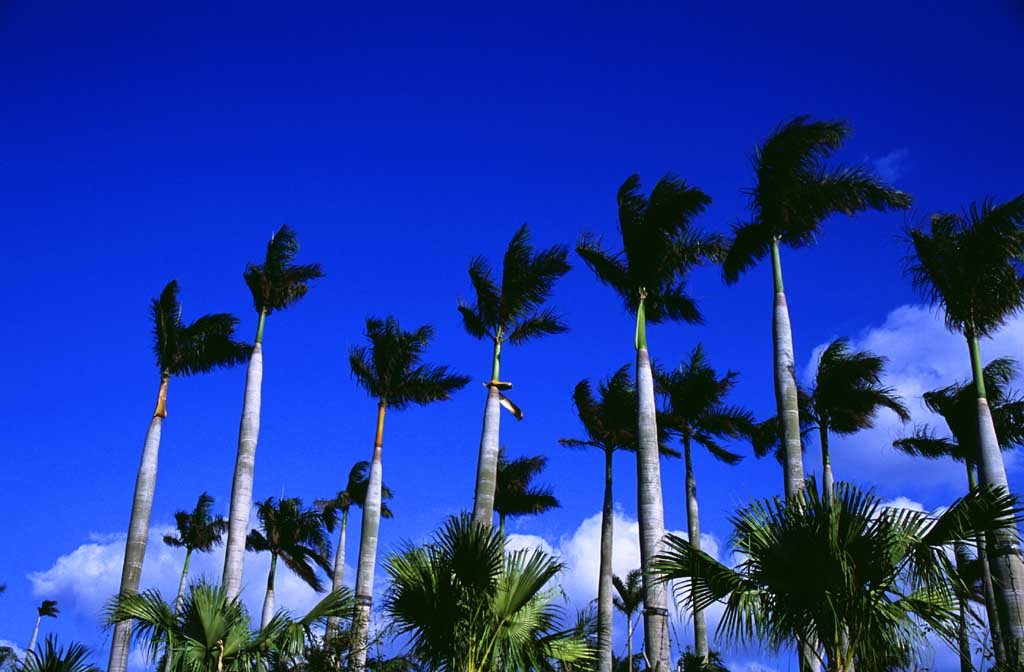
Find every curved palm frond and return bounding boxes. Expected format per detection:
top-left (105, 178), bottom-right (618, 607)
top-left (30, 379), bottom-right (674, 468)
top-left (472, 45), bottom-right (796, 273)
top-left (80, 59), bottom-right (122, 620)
top-left (151, 281), bottom-right (250, 376)
top-left (37, 600), bottom-right (59, 619)
top-left (494, 448), bottom-right (561, 524)
top-left (811, 338), bottom-right (910, 434)
top-left (247, 497), bottom-right (332, 593)
top-left (163, 493), bottom-right (227, 553)
top-left (243, 225), bottom-right (325, 315)
top-left (21, 636), bottom-right (100, 672)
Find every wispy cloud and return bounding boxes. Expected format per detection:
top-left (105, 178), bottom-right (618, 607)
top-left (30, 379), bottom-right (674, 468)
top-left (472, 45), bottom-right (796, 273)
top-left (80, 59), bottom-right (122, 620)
top-left (870, 148), bottom-right (910, 182)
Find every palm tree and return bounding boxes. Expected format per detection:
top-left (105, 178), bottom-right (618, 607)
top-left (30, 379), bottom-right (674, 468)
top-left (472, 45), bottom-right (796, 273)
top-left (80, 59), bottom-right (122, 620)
top-left (108, 581), bottom-right (350, 672)
top-left (655, 345), bottom-right (755, 661)
top-left (315, 460), bottom-right (395, 637)
top-left (223, 226), bottom-right (325, 602)
top-left (722, 116), bottom-right (911, 502)
top-left (893, 357), bottom-right (1024, 667)
top-left (458, 224), bottom-right (571, 527)
top-left (612, 570), bottom-right (643, 672)
top-left (383, 514), bottom-right (593, 672)
top-left (577, 173), bottom-right (721, 672)
top-left (560, 366), bottom-right (643, 672)
top-left (246, 496), bottom-right (333, 629)
top-left (907, 194), bottom-right (1024, 660)
top-left (21, 637), bottom-right (99, 672)
top-left (651, 480), bottom-right (1022, 672)
top-left (348, 316), bottom-right (470, 671)
top-left (162, 493), bottom-right (228, 616)
top-left (109, 281), bottom-right (249, 672)
top-left (493, 447), bottom-right (560, 534)
top-left (26, 601), bottom-right (59, 653)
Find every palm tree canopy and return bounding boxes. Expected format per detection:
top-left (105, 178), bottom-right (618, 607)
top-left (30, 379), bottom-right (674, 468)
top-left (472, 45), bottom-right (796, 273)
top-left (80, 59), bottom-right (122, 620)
top-left (750, 389), bottom-right (815, 462)
top-left (493, 447), bottom-right (561, 522)
top-left (723, 115), bottom-right (912, 284)
top-left (162, 493), bottom-right (228, 553)
top-left (908, 195), bottom-right (1024, 337)
top-left (245, 497), bottom-right (332, 593)
top-left (611, 569), bottom-right (643, 618)
top-left (36, 600), bottom-right (59, 618)
top-left (243, 225), bottom-right (325, 316)
top-left (810, 338), bottom-right (910, 434)
top-left (577, 174), bottom-right (721, 323)
top-left (151, 281), bottom-right (250, 376)
top-left (458, 224), bottom-right (571, 345)
top-left (349, 316), bottom-right (470, 409)
top-left (21, 636), bottom-right (99, 672)
top-left (316, 461), bottom-right (395, 530)
top-left (655, 344), bottom-right (756, 465)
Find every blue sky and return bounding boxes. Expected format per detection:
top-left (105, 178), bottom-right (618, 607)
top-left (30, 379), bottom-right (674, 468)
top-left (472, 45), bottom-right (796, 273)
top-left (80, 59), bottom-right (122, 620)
top-left (2, 2), bottom-right (1023, 669)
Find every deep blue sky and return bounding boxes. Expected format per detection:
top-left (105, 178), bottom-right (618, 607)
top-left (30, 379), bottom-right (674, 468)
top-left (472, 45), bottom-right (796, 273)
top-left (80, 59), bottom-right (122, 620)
top-left (2, 2), bottom-right (1023, 669)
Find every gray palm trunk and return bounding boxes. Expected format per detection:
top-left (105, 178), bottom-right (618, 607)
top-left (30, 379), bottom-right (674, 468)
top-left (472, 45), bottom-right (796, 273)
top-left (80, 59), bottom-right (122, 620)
top-left (326, 508), bottom-right (349, 637)
top-left (953, 542), bottom-right (972, 672)
top-left (260, 554), bottom-right (278, 630)
top-left (625, 616), bottom-right (634, 672)
top-left (27, 616), bottom-right (42, 654)
top-left (969, 463), bottom-right (1006, 664)
top-left (683, 438), bottom-right (708, 661)
top-left (109, 376), bottom-right (167, 672)
top-left (771, 242), bottom-right (805, 501)
top-left (596, 450), bottom-right (614, 672)
top-left (162, 549), bottom-right (193, 672)
top-left (635, 347), bottom-right (671, 671)
top-left (472, 340), bottom-right (503, 527)
top-left (820, 425), bottom-right (834, 500)
top-left (969, 336), bottom-right (1024, 664)
top-left (350, 403), bottom-right (386, 672)
top-left (223, 335), bottom-right (264, 601)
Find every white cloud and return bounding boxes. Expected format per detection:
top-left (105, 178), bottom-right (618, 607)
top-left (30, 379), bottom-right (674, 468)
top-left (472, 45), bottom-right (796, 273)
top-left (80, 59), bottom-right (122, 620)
top-left (869, 148), bottom-right (909, 181)
top-left (0, 640), bottom-right (26, 662)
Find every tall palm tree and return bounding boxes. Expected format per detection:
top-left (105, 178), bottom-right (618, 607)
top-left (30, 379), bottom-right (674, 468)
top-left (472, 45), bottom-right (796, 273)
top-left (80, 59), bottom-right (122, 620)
top-left (109, 281), bottom-right (249, 672)
top-left (560, 366), bottom-right (643, 672)
top-left (577, 173), bottom-right (721, 672)
top-left (26, 601), bottom-right (59, 653)
top-left (612, 570), bottom-right (643, 672)
top-left (21, 637), bottom-right (100, 672)
top-left (348, 316), bottom-right (470, 671)
top-left (722, 116), bottom-right (911, 502)
top-left (223, 226), bottom-right (324, 602)
top-left (316, 460), bottom-right (395, 637)
top-left (655, 345), bottom-right (755, 661)
top-left (652, 480), bottom-right (1022, 672)
top-left (162, 493), bottom-right (228, 616)
top-left (907, 194), bottom-right (1024, 660)
top-left (493, 447), bottom-right (560, 534)
top-left (246, 496), bottom-right (332, 629)
top-left (458, 224), bottom-right (571, 527)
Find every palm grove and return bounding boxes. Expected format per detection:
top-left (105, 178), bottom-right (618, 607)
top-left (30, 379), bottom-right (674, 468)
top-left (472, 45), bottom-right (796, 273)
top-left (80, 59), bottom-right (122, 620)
top-left (10, 116), bottom-right (1024, 672)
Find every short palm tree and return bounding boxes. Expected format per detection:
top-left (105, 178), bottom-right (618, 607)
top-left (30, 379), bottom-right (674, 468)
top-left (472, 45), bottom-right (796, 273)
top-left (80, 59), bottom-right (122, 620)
top-left (493, 447), bottom-right (560, 534)
top-left (21, 636), bottom-right (99, 672)
top-left (109, 281), bottom-right (248, 672)
top-left (316, 460), bottom-right (395, 637)
top-left (655, 345), bottom-right (755, 661)
top-left (26, 600), bottom-right (59, 653)
top-left (612, 570), bottom-right (643, 672)
top-left (577, 173), bottom-right (721, 671)
top-left (348, 316), bottom-right (469, 671)
top-left (163, 493), bottom-right (228, 616)
top-left (458, 224), bottom-right (571, 527)
top-left (722, 116), bottom-right (911, 502)
top-left (246, 496), bottom-right (332, 629)
top-left (223, 226), bottom-right (324, 602)
top-left (907, 194), bottom-right (1024, 659)
top-left (652, 480), bottom-right (1021, 672)
top-left (383, 514), bottom-right (593, 672)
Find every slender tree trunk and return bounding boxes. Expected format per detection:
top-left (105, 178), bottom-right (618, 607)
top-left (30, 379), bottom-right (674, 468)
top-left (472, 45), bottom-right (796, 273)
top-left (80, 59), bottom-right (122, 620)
top-left (634, 296), bottom-right (671, 672)
top-left (472, 338), bottom-right (503, 527)
top-left (597, 449), bottom-right (614, 672)
top-left (349, 402), bottom-right (386, 672)
top-left (626, 617), bottom-right (634, 672)
top-left (27, 616), bottom-right (41, 654)
top-left (970, 460), bottom-right (1006, 665)
top-left (498, 513), bottom-right (506, 535)
top-left (683, 438), bottom-right (709, 661)
top-left (326, 508), bottom-right (349, 637)
top-left (954, 541), bottom-right (973, 672)
top-left (109, 374), bottom-right (168, 672)
top-left (223, 313), bottom-right (266, 601)
top-left (771, 241), bottom-right (805, 501)
top-left (968, 334), bottom-right (1024, 664)
top-left (820, 424), bottom-right (834, 501)
top-left (161, 549), bottom-right (192, 672)
top-left (260, 553), bottom-right (277, 630)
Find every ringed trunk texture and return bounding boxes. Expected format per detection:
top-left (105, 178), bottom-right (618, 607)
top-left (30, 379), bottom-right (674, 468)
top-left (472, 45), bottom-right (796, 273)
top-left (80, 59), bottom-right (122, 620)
top-left (326, 508), bottom-right (349, 637)
top-left (260, 554), bottom-right (277, 630)
top-left (771, 244), bottom-right (805, 501)
top-left (472, 359), bottom-right (503, 527)
top-left (223, 340), bottom-right (264, 601)
top-left (635, 347), bottom-right (671, 672)
top-left (596, 449), bottom-right (614, 672)
top-left (349, 403), bottom-right (386, 672)
top-left (109, 378), bottom-right (167, 672)
top-left (683, 439), bottom-right (709, 661)
top-left (27, 616), bottom-right (41, 654)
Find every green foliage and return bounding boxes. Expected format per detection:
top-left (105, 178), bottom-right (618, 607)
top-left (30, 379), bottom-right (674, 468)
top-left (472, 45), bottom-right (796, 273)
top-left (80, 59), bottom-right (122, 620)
top-left (677, 648), bottom-right (728, 672)
top-left (163, 493), bottom-right (228, 553)
top-left (494, 448), bottom-right (560, 528)
top-left (612, 570), bottom-right (643, 622)
top-left (151, 280), bottom-right (250, 376)
top-left (19, 637), bottom-right (99, 672)
top-left (243, 225), bottom-right (325, 316)
top-left (36, 600), bottom-right (59, 619)
top-left (246, 497), bottom-right (332, 592)
top-left (317, 461), bottom-right (394, 529)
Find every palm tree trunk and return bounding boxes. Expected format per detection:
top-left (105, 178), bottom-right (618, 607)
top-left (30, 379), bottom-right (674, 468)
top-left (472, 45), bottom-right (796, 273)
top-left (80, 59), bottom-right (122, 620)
top-left (326, 508), bottom-right (349, 637)
top-left (109, 374), bottom-right (168, 672)
top-left (820, 424), bottom-right (834, 501)
top-left (954, 541), bottom-right (973, 672)
top-left (597, 449), bottom-right (614, 672)
top-left (27, 615), bottom-right (41, 654)
top-left (634, 297), bottom-right (671, 672)
top-left (771, 240), bottom-right (805, 501)
top-left (969, 461), bottom-right (1006, 664)
top-left (968, 333), bottom-right (1024, 663)
top-left (683, 438), bottom-right (709, 661)
top-left (626, 617), bottom-right (634, 672)
top-left (349, 402), bottom-right (386, 672)
top-left (260, 553), bottom-right (277, 630)
top-left (162, 549), bottom-right (192, 672)
top-left (472, 338), bottom-right (503, 527)
top-left (223, 313), bottom-right (266, 601)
